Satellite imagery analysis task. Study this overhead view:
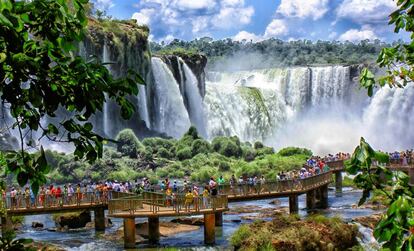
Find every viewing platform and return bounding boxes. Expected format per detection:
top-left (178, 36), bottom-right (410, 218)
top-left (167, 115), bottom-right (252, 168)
top-left (108, 193), bottom-right (228, 247)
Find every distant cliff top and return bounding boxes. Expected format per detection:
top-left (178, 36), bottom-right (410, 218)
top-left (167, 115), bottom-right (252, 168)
top-left (87, 18), bottom-right (150, 45)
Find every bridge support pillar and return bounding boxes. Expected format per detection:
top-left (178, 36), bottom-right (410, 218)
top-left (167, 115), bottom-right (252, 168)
top-left (410, 168), bottom-right (414, 186)
top-left (123, 218), bottom-right (136, 249)
top-left (306, 190), bottom-right (316, 210)
top-left (94, 207), bottom-right (105, 231)
top-left (318, 185), bottom-right (329, 209)
top-left (289, 195), bottom-right (299, 214)
top-left (215, 212), bottom-right (223, 226)
top-left (1, 216), bottom-right (12, 236)
top-left (204, 213), bottom-right (215, 244)
top-left (148, 216), bottom-right (160, 244)
top-left (335, 172), bottom-right (343, 196)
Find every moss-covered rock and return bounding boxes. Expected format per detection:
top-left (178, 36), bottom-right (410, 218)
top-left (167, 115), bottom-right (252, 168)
top-left (231, 214), bottom-right (359, 251)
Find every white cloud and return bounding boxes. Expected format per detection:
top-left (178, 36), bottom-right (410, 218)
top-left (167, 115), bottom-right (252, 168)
top-left (338, 27), bottom-right (378, 42)
top-left (277, 0), bottom-right (329, 20)
top-left (264, 19), bottom-right (288, 38)
top-left (131, 8), bottom-right (155, 25)
top-left (336, 0), bottom-right (395, 24)
top-left (174, 0), bottom-right (216, 10)
top-left (212, 6), bottom-right (254, 29)
top-left (233, 31), bottom-right (262, 42)
top-left (93, 0), bottom-right (115, 11)
top-left (131, 0), bottom-right (254, 40)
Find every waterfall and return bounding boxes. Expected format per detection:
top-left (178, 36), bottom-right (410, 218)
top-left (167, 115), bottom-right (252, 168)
top-left (151, 57), bottom-right (191, 138)
top-left (102, 41), bottom-right (111, 137)
top-left (179, 58), bottom-right (207, 138)
top-left (138, 85), bottom-right (150, 129)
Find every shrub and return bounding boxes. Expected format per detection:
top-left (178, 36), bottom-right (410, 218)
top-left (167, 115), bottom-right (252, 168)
top-left (212, 136), bottom-right (242, 157)
top-left (278, 147), bottom-right (312, 157)
top-left (230, 224), bottom-right (252, 248)
top-left (177, 147), bottom-right (192, 160)
top-left (218, 160), bottom-right (231, 171)
top-left (191, 139), bottom-right (211, 156)
top-left (184, 126), bottom-right (200, 139)
top-left (242, 147), bottom-right (256, 161)
top-left (158, 147), bottom-right (171, 158)
top-left (256, 146), bottom-right (275, 157)
top-left (254, 141), bottom-right (264, 149)
top-left (115, 129), bottom-right (142, 158)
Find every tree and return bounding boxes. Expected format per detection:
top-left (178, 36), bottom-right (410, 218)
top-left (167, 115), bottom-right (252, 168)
top-left (348, 1), bottom-right (414, 250)
top-left (115, 129), bottom-right (142, 158)
top-left (0, 0), bottom-right (143, 195)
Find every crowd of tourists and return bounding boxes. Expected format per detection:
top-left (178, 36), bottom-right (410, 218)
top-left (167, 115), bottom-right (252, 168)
top-left (387, 150), bottom-right (414, 165)
top-left (0, 152), bottom-right (362, 210)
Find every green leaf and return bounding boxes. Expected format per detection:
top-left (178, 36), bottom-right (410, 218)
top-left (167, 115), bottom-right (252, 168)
top-left (17, 172), bottom-right (28, 187)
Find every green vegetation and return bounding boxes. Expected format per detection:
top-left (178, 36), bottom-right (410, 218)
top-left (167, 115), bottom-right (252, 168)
top-left (347, 2), bottom-right (414, 250)
top-left (151, 37), bottom-right (393, 70)
top-left (231, 214), bottom-right (359, 250)
top-left (0, 0), bottom-right (143, 196)
top-left (45, 127), bottom-right (312, 184)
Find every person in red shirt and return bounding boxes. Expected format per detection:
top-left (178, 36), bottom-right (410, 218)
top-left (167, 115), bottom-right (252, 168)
top-left (55, 187), bottom-right (62, 206)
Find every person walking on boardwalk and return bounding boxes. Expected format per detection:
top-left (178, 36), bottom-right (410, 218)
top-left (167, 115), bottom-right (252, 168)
top-left (193, 186), bottom-right (199, 211)
top-left (202, 186), bottom-right (209, 209)
top-left (184, 189), bottom-right (194, 212)
top-left (10, 187), bottom-right (16, 209)
top-left (24, 187), bottom-right (30, 209)
top-left (209, 177), bottom-right (217, 196)
top-left (218, 176), bottom-right (225, 194)
top-left (76, 184), bottom-right (82, 206)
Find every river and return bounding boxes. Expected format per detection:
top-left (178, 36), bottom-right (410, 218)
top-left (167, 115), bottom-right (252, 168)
top-left (16, 187), bottom-right (379, 250)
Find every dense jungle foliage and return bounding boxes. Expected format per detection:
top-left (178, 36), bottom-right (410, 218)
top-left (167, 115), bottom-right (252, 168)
top-left (42, 127), bottom-right (312, 184)
top-left (150, 38), bottom-right (396, 70)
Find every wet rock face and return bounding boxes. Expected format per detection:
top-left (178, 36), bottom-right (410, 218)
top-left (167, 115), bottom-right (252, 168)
top-left (54, 211), bottom-right (91, 229)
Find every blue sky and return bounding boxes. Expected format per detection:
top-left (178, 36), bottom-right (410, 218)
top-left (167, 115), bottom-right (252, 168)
top-left (94, 0), bottom-right (409, 43)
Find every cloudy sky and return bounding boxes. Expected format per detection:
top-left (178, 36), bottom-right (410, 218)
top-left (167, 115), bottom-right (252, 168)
top-left (94, 0), bottom-right (409, 43)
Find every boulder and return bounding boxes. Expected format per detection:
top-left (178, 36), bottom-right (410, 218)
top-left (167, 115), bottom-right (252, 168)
top-left (170, 217), bottom-right (204, 226)
top-left (32, 222), bottom-right (44, 229)
top-left (53, 210), bottom-right (91, 229)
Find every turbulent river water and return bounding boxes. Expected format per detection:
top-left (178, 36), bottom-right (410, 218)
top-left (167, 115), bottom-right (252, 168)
top-left (16, 188), bottom-right (379, 250)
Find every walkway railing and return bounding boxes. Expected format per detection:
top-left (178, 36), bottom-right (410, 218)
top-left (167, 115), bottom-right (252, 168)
top-left (108, 194), bottom-right (228, 216)
top-left (4, 191), bottom-right (132, 211)
top-left (219, 171), bottom-right (332, 197)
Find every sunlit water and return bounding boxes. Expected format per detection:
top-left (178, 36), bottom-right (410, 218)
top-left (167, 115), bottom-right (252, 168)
top-left (16, 188), bottom-right (378, 250)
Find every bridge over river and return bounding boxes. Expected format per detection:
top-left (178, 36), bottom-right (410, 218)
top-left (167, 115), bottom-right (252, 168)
top-left (2, 160), bottom-right (414, 248)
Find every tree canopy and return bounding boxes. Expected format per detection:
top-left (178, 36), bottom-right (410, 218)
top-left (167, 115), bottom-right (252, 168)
top-left (349, 1), bottom-right (414, 250)
top-left (0, 0), bottom-right (143, 194)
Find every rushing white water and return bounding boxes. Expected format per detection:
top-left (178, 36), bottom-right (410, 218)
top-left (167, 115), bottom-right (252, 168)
top-left (180, 58), bottom-right (207, 138)
top-left (138, 84), bottom-right (150, 129)
top-left (102, 42), bottom-right (111, 137)
top-left (151, 57), bottom-right (191, 138)
top-left (204, 66), bottom-right (414, 154)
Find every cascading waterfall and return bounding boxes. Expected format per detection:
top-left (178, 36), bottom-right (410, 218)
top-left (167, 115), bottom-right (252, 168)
top-left (203, 65), bottom-right (414, 154)
top-left (179, 58), bottom-right (207, 138)
top-left (102, 41), bottom-right (111, 137)
top-left (151, 57), bottom-right (191, 138)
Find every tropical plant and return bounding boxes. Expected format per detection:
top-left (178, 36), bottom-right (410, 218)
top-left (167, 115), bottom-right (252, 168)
top-left (0, 0), bottom-right (143, 194)
top-left (348, 1), bottom-right (414, 250)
